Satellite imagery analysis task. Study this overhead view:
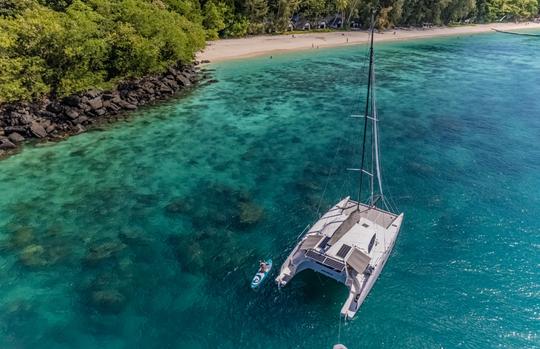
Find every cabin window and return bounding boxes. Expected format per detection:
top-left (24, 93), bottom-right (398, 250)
top-left (368, 234), bottom-right (376, 253)
top-left (362, 223), bottom-right (369, 228)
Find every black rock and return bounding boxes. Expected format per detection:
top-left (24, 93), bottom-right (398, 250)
top-left (29, 122), bottom-right (47, 138)
top-left (8, 132), bottom-right (25, 143)
top-left (85, 89), bottom-right (100, 98)
top-left (39, 110), bottom-right (57, 119)
top-left (117, 100), bottom-right (137, 110)
top-left (92, 108), bottom-right (106, 116)
top-left (19, 113), bottom-right (34, 125)
top-left (159, 83), bottom-right (173, 94)
top-left (46, 102), bottom-right (63, 114)
top-left (4, 126), bottom-right (27, 134)
top-left (107, 103), bottom-right (121, 112)
top-left (102, 93), bottom-right (116, 101)
top-left (163, 78), bottom-right (179, 89)
top-left (62, 95), bottom-right (81, 107)
top-left (65, 108), bottom-right (80, 120)
top-left (177, 74), bottom-right (191, 87)
top-left (0, 138), bottom-right (16, 149)
top-left (87, 97), bottom-right (103, 110)
top-left (74, 124), bottom-right (86, 134)
top-left (76, 115), bottom-right (89, 124)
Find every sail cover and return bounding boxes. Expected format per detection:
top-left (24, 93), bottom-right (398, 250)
top-left (346, 247), bottom-right (371, 273)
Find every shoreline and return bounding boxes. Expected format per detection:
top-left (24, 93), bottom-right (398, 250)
top-left (0, 65), bottom-right (210, 159)
top-left (197, 22), bottom-right (540, 63)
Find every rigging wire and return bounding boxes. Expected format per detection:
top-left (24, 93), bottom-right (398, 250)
top-left (314, 33), bottom-right (371, 215)
top-left (357, 17), bottom-right (376, 206)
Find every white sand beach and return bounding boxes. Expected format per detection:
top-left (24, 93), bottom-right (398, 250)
top-left (198, 22), bottom-right (540, 63)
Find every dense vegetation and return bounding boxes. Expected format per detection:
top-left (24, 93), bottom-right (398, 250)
top-left (0, 0), bottom-right (205, 102)
top-left (1, 0), bottom-right (539, 103)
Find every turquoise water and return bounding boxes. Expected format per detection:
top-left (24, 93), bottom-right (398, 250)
top-left (1, 32), bottom-right (539, 348)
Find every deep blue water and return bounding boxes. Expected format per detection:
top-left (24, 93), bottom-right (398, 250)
top-left (0, 32), bottom-right (539, 348)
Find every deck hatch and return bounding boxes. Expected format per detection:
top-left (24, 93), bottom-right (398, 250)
top-left (324, 258), bottom-right (345, 271)
top-left (336, 244), bottom-right (352, 258)
top-left (305, 250), bottom-right (345, 271)
top-left (306, 250), bottom-right (326, 263)
top-left (318, 236), bottom-right (331, 249)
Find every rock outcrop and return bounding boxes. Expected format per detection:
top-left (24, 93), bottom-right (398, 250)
top-left (0, 63), bottom-right (206, 158)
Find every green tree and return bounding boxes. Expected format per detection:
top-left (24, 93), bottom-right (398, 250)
top-left (336, 0), bottom-right (349, 27)
top-left (203, 1), bottom-right (228, 39)
top-left (268, 0), bottom-right (300, 32)
top-left (245, 0), bottom-right (269, 33)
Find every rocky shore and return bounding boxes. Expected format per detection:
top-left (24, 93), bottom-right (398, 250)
top-left (0, 63), bottom-right (207, 158)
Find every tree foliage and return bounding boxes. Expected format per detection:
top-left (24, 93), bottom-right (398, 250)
top-left (1, 0), bottom-right (538, 103)
top-left (0, 0), bottom-right (205, 103)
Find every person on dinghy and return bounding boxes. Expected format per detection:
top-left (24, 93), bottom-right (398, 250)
top-left (259, 261), bottom-right (269, 272)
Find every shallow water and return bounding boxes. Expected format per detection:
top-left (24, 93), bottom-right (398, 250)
top-left (0, 32), bottom-right (539, 348)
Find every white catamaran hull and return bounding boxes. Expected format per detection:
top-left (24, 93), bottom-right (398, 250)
top-left (276, 197), bottom-right (403, 319)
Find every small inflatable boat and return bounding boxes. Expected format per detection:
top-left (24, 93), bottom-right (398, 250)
top-left (251, 259), bottom-right (272, 289)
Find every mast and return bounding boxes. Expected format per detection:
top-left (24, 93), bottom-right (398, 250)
top-left (358, 13), bottom-right (375, 208)
top-left (358, 11), bottom-right (385, 209)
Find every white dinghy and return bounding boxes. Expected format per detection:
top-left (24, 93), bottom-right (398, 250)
top-left (276, 16), bottom-right (404, 320)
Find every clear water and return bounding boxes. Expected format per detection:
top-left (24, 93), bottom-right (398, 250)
top-left (0, 32), bottom-right (539, 348)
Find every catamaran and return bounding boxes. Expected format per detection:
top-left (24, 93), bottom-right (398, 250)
top-left (275, 18), bottom-right (404, 320)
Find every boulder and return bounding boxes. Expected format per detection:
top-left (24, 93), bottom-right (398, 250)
top-left (39, 110), bottom-right (57, 119)
top-left (12, 112), bottom-right (34, 125)
top-left (62, 95), bottom-right (81, 107)
top-left (87, 97), bottom-right (103, 110)
top-left (127, 91), bottom-right (140, 101)
top-left (46, 102), bottom-right (63, 114)
top-left (65, 108), bottom-right (80, 120)
top-left (177, 74), bottom-right (191, 87)
top-left (166, 78), bottom-right (179, 90)
top-left (102, 93), bottom-right (116, 101)
top-left (4, 126), bottom-right (26, 134)
top-left (74, 124), bottom-right (86, 134)
top-left (107, 102), bottom-right (121, 112)
top-left (91, 108), bottom-right (106, 117)
top-left (0, 138), bottom-right (16, 149)
top-left (126, 97), bottom-right (139, 105)
top-left (117, 100), bottom-right (137, 110)
top-left (45, 125), bottom-right (56, 134)
top-left (85, 89), bottom-right (100, 98)
top-left (159, 83), bottom-right (173, 94)
top-left (76, 115), bottom-right (89, 124)
top-left (29, 122), bottom-right (47, 138)
top-left (8, 132), bottom-right (25, 143)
